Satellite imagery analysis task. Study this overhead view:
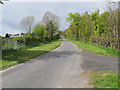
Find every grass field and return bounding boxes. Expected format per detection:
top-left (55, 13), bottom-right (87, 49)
top-left (70, 40), bottom-right (120, 57)
top-left (1, 39), bottom-right (62, 70)
top-left (91, 71), bottom-right (119, 88)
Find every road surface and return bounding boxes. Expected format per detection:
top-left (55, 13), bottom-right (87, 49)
top-left (2, 39), bottom-right (118, 88)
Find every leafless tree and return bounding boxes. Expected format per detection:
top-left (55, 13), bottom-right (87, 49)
top-left (42, 12), bottom-right (59, 23)
top-left (105, 0), bottom-right (118, 38)
top-left (41, 11), bottom-right (60, 40)
top-left (21, 16), bottom-right (35, 33)
top-left (105, 0), bottom-right (119, 49)
top-left (41, 11), bottom-right (59, 28)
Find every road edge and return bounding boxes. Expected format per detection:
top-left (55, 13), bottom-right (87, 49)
top-left (0, 39), bottom-right (63, 73)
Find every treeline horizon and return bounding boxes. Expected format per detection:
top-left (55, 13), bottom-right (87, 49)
top-left (64, 2), bottom-right (119, 50)
top-left (2, 11), bottom-right (61, 50)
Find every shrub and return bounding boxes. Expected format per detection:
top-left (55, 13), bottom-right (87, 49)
top-left (13, 37), bottom-right (25, 45)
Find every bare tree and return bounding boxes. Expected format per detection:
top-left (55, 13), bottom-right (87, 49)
top-left (105, 0), bottom-right (119, 49)
top-left (41, 11), bottom-right (60, 40)
top-left (41, 11), bottom-right (59, 25)
top-left (21, 16), bottom-right (35, 33)
top-left (105, 0), bottom-right (118, 37)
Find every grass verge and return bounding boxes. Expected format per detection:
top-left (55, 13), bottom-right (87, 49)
top-left (69, 40), bottom-right (119, 88)
top-left (91, 71), bottom-right (119, 88)
top-left (69, 40), bottom-right (120, 56)
top-left (0, 39), bottom-right (62, 70)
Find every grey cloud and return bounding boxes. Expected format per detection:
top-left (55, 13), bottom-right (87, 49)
top-left (2, 2), bottom-right (105, 34)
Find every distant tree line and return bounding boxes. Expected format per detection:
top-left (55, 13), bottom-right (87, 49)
top-left (17, 11), bottom-right (61, 45)
top-left (2, 11), bottom-right (61, 50)
top-left (64, 1), bottom-right (119, 49)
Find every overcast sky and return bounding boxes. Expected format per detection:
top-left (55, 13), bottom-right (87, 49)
top-left (0, 0), bottom-right (108, 34)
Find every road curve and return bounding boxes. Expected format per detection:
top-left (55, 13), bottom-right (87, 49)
top-left (2, 39), bottom-right (88, 88)
top-left (2, 39), bottom-right (118, 88)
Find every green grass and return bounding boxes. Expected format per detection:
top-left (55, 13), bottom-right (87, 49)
top-left (0, 39), bottom-right (62, 70)
top-left (91, 71), bottom-right (119, 88)
top-left (69, 40), bottom-right (120, 56)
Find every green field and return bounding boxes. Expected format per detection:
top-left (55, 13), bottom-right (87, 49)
top-left (70, 40), bottom-right (120, 57)
top-left (1, 39), bottom-right (62, 70)
top-left (91, 71), bottom-right (119, 88)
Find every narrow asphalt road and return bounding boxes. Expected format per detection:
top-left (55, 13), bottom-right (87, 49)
top-left (2, 39), bottom-right (118, 88)
top-left (2, 39), bottom-right (88, 88)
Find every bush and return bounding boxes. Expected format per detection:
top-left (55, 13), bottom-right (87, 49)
top-left (23, 36), bottom-right (39, 45)
top-left (13, 37), bottom-right (25, 45)
top-left (90, 36), bottom-right (120, 49)
top-left (2, 38), bottom-right (7, 46)
top-left (2, 31), bottom-right (61, 50)
top-left (2, 38), bottom-right (24, 50)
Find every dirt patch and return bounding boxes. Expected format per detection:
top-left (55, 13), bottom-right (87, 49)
top-left (80, 70), bottom-right (94, 88)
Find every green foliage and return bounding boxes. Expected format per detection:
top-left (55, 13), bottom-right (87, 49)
top-left (91, 71), bottom-right (119, 88)
top-left (2, 38), bottom-right (25, 50)
top-left (33, 25), bottom-right (46, 41)
top-left (66, 12), bottom-right (81, 26)
top-left (65, 9), bottom-right (119, 49)
top-left (23, 36), bottom-right (37, 45)
top-left (66, 12), bottom-right (94, 41)
top-left (41, 11), bottom-right (60, 41)
top-left (92, 12), bottom-right (110, 36)
top-left (65, 28), bottom-right (73, 40)
top-left (2, 37), bottom-right (6, 46)
top-left (13, 36), bottom-right (23, 40)
top-left (13, 36), bottom-right (25, 45)
top-left (90, 10), bottom-right (99, 21)
top-left (32, 23), bottom-right (60, 42)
